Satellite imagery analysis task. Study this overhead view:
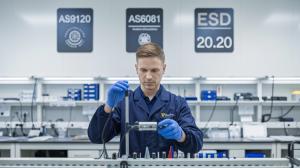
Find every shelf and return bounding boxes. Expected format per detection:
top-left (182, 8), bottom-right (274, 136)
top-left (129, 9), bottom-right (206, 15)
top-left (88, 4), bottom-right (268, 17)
top-left (261, 101), bottom-right (300, 106)
top-left (188, 101), bottom-right (260, 106)
top-left (3, 100), bottom-right (299, 107)
top-left (0, 121), bottom-right (89, 129)
top-left (197, 121), bottom-right (300, 129)
top-left (0, 100), bottom-right (104, 106)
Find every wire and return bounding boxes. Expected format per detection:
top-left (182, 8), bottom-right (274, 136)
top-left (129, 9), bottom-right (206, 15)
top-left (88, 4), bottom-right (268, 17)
top-left (66, 106), bottom-right (73, 137)
top-left (272, 106), bottom-right (295, 119)
top-left (269, 76), bottom-right (275, 117)
top-left (3, 98), bottom-right (25, 136)
top-left (230, 98), bottom-right (239, 125)
top-left (118, 127), bottom-right (136, 157)
top-left (278, 107), bottom-right (289, 136)
top-left (263, 76), bottom-right (275, 122)
top-left (202, 99), bottom-right (218, 135)
top-left (96, 111), bottom-right (113, 159)
top-left (30, 78), bottom-right (38, 129)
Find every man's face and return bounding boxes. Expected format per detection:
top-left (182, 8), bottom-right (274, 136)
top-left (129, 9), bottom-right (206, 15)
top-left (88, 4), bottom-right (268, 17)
top-left (135, 57), bottom-right (166, 93)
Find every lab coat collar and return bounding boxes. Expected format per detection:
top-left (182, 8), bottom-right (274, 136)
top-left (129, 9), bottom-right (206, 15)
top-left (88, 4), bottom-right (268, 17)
top-left (133, 85), bottom-right (169, 101)
top-left (133, 85), bottom-right (170, 118)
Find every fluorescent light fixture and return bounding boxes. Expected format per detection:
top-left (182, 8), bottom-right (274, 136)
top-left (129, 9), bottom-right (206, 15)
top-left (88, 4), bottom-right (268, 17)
top-left (106, 77), bottom-right (139, 81)
top-left (162, 77), bottom-right (194, 81)
top-left (205, 77), bottom-right (257, 81)
top-left (271, 77), bottom-right (300, 81)
top-left (43, 77), bottom-right (95, 81)
top-left (0, 77), bottom-right (30, 81)
top-left (106, 77), bottom-right (194, 81)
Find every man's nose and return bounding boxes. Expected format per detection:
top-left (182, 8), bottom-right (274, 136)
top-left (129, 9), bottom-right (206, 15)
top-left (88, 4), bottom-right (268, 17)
top-left (146, 72), bottom-right (152, 79)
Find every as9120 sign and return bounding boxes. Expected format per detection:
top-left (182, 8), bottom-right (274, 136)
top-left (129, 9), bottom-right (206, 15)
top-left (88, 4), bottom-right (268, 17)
top-left (195, 8), bottom-right (234, 52)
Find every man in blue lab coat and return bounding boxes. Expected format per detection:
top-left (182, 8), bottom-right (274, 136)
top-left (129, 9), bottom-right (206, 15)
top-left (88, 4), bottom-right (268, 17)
top-left (88, 42), bottom-right (203, 157)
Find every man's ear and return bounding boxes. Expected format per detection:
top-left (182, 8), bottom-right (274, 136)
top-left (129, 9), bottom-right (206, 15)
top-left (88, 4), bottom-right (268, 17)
top-left (163, 64), bottom-right (166, 73)
top-left (135, 64), bottom-right (138, 74)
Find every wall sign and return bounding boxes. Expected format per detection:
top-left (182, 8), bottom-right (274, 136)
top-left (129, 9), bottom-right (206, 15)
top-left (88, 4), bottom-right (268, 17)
top-left (195, 8), bottom-right (234, 52)
top-left (126, 8), bottom-right (163, 52)
top-left (57, 8), bottom-right (93, 52)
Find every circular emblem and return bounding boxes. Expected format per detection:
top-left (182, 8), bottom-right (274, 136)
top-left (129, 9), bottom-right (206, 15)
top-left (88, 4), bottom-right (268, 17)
top-left (138, 33), bottom-right (151, 45)
top-left (64, 27), bottom-right (85, 48)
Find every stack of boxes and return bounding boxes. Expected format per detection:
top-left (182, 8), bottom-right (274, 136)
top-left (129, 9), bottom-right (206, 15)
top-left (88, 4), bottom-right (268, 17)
top-left (83, 84), bottom-right (99, 101)
top-left (67, 89), bottom-right (82, 101)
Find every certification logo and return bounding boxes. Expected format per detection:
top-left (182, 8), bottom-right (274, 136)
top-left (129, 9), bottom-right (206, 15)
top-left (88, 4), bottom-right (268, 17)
top-left (138, 33), bottom-right (151, 45)
top-left (57, 8), bottom-right (93, 52)
top-left (126, 8), bottom-right (163, 52)
top-left (65, 27), bottom-right (85, 48)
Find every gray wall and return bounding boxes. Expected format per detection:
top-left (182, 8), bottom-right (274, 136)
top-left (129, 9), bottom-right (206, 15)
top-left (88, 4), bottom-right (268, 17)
top-left (0, 0), bottom-right (299, 77)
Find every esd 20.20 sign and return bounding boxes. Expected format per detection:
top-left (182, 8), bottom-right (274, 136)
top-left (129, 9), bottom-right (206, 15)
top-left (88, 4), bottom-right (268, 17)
top-left (195, 8), bottom-right (234, 53)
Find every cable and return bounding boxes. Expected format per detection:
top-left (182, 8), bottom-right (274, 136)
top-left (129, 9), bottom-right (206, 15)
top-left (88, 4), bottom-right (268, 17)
top-left (30, 78), bottom-right (38, 129)
top-left (272, 106), bottom-right (295, 119)
top-left (262, 76), bottom-right (275, 122)
top-left (230, 98), bottom-right (239, 125)
top-left (3, 98), bottom-right (25, 136)
top-left (202, 99), bottom-right (218, 135)
top-left (278, 107), bottom-right (289, 136)
top-left (96, 111), bottom-right (113, 159)
top-left (66, 106), bottom-right (73, 137)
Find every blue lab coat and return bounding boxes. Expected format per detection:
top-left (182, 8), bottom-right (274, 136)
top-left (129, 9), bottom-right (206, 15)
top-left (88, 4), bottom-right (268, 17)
top-left (88, 85), bottom-right (203, 157)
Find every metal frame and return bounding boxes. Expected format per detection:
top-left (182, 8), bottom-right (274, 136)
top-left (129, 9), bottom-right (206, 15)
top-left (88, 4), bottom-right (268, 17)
top-left (0, 158), bottom-right (290, 168)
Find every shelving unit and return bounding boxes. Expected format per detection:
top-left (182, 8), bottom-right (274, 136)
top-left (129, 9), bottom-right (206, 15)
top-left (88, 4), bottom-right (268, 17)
top-left (0, 76), bottom-right (300, 130)
top-left (1, 76), bottom-right (300, 159)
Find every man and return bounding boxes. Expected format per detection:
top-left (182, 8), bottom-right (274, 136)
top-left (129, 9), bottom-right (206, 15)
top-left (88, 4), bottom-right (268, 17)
top-left (88, 42), bottom-right (203, 157)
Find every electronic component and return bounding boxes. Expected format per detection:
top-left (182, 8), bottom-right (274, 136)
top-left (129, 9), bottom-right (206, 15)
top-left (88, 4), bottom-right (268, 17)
top-left (234, 92), bottom-right (259, 101)
top-left (262, 96), bottom-right (287, 101)
top-left (132, 152), bottom-right (137, 159)
top-left (151, 152), bottom-right (156, 159)
top-left (279, 117), bottom-right (294, 122)
top-left (144, 146), bottom-right (150, 159)
top-left (112, 152), bottom-right (117, 159)
top-left (216, 96), bottom-right (231, 101)
top-left (133, 122), bottom-right (157, 131)
top-left (184, 96), bottom-right (197, 101)
top-left (201, 90), bottom-right (217, 101)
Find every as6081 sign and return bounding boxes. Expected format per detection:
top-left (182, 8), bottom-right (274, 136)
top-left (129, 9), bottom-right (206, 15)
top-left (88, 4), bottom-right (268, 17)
top-left (195, 8), bottom-right (234, 53)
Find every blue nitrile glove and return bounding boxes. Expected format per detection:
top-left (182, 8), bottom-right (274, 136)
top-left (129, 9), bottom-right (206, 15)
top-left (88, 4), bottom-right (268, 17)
top-left (106, 80), bottom-right (129, 109)
top-left (158, 119), bottom-right (183, 141)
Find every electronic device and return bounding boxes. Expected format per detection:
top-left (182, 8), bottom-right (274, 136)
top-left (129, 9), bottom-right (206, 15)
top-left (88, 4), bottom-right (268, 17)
top-left (201, 90), bottom-right (217, 101)
top-left (234, 92), bottom-right (259, 101)
top-left (216, 96), bottom-right (231, 101)
top-left (133, 122), bottom-right (157, 131)
top-left (184, 96), bottom-right (197, 101)
top-left (262, 96), bottom-right (287, 101)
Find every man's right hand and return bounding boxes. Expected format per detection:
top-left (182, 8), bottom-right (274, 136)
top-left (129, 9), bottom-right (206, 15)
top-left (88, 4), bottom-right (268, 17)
top-left (105, 80), bottom-right (129, 113)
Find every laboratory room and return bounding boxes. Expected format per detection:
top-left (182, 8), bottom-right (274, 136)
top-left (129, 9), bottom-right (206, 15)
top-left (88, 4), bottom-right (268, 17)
top-left (1, 0), bottom-right (300, 167)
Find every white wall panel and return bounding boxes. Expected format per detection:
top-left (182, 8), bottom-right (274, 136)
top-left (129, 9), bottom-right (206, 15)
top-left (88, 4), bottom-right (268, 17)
top-left (0, 0), bottom-right (299, 77)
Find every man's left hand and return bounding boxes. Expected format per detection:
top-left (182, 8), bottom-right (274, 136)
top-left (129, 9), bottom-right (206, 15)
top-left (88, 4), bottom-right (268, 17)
top-left (158, 119), bottom-right (186, 142)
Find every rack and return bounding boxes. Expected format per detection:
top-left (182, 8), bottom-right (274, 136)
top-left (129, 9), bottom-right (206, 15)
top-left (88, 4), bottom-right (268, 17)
top-left (0, 76), bottom-right (300, 130)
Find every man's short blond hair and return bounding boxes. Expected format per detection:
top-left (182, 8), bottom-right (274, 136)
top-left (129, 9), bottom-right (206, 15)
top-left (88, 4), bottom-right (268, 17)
top-left (136, 42), bottom-right (165, 63)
